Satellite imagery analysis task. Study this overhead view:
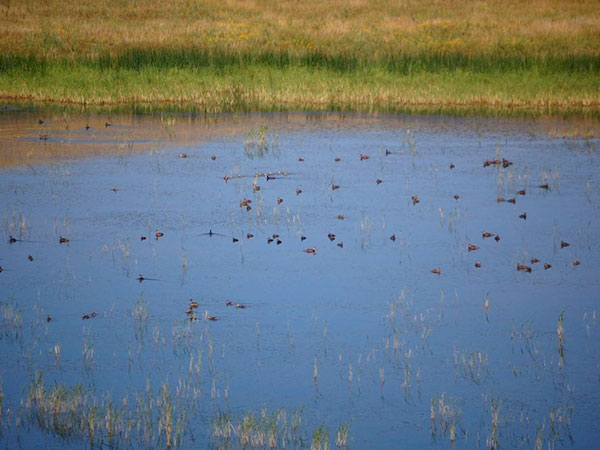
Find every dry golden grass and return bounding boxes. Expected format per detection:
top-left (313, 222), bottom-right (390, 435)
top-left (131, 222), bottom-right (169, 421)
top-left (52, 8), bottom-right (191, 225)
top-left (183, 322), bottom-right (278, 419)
top-left (1, 0), bottom-right (598, 59)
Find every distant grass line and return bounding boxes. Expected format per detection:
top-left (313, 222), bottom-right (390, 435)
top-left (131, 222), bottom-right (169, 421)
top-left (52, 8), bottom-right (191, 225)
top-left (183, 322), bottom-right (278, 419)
top-left (1, 50), bottom-right (599, 75)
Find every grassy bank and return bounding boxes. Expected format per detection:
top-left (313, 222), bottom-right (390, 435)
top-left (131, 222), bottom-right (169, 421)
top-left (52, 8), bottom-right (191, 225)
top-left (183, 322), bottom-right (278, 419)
top-left (0, 0), bottom-right (599, 116)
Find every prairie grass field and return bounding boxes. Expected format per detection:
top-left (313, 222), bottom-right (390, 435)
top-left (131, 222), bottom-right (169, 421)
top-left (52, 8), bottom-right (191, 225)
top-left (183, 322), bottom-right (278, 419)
top-left (0, 0), bottom-right (599, 115)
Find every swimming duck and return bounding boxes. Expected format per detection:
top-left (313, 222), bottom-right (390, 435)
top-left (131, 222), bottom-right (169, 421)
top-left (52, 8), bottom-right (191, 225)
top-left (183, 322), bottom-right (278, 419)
top-left (517, 264), bottom-right (532, 273)
top-left (155, 231), bottom-right (164, 239)
top-left (236, 303), bottom-right (246, 309)
top-left (544, 263), bottom-right (552, 270)
top-left (296, 189), bottom-right (302, 195)
top-left (560, 241), bottom-right (569, 248)
top-left (376, 179), bottom-right (383, 185)
top-left (454, 194), bottom-right (460, 200)
top-left (298, 157), bottom-right (304, 162)
top-left (335, 158), bottom-right (341, 162)
top-left (507, 198), bottom-right (516, 204)
top-left (475, 262), bottom-right (482, 268)
top-left (390, 234), bottom-right (396, 241)
top-left (253, 185), bottom-right (261, 191)
top-left (211, 155), bottom-right (216, 160)
top-left (482, 232), bottom-right (494, 238)
top-left (328, 233), bottom-right (336, 241)
top-left (467, 244), bottom-right (479, 251)
top-left (82, 314), bottom-right (90, 320)
top-left (360, 154), bottom-right (370, 160)
top-left (189, 301), bottom-right (199, 308)
top-left (28, 255), bottom-right (33, 261)
top-left (232, 237), bottom-right (239, 243)
top-left (59, 236), bottom-right (69, 244)
top-left (137, 275), bottom-right (145, 283)
top-left (411, 195), bottom-right (419, 205)
top-left (538, 184), bottom-right (549, 190)
top-left (332, 185), bottom-right (340, 190)
top-left (141, 236), bottom-right (147, 241)
top-left (267, 237), bottom-right (273, 244)
top-left (46, 315), bottom-right (52, 322)
top-left (337, 242), bottom-right (344, 248)
top-left (277, 197), bottom-right (283, 205)
top-left (276, 239), bottom-right (282, 245)
top-left (226, 300), bottom-right (234, 306)
top-left (247, 233), bottom-right (254, 239)
top-left (530, 258), bottom-right (540, 264)
top-left (240, 199), bottom-right (251, 207)
top-left (272, 234), bottom-right (280, 238)
top-left (300, 236), bottom-right (307, 241)
top-left (304, 247), bottom-right (317, 254)
top-left (517, 189), bottom-right (526, 196)
top-left (497, 197), bottom-right (506, 203)
top-left (337, 215), bottom-right (345, 220)
top-left (450, 163), bottom-right (455, 169)
top-left (90, 312), bottom-right (97, 318)
top-left (495, 235), bottom-right (500, 242)
top-left (502, 159), bottom-right (513, 168)
top-left (519, 213), bottom-right (527, 220)
top-left (573, 259), bottom-right (581, 266)
top-left (431, 268), bottom-right (441, 275)
top-left (178, 153), bottom-right (187, 158)
top-left (9, 235), bottom-right (17, 243)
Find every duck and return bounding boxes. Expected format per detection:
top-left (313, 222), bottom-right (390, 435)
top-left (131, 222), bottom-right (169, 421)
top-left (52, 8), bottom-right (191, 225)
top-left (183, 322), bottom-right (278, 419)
top-left (519, 213), bottom-right (527, 220)
top-left (337, 242), bottom-right (344, 248)
top-left (211, 155), bottom-right (216, 161)
top-left (253, 185), bottom-right (261, 191)
top-left (90, 312), bottom-right (97, 318)
top-left (573, 259), bottom-right (581, 266)
top-left (240, 199), bottom-right (252, 207)
top-left (502, 158), bottom-right (513, 168)
top-left (178, 153), bottom-right (187, 158)
top-left (467, 244), bottom-right (479, 251)
top-left (140, 236), bottom-right (147, 241)
top-left (431, 268), bottom-right (441, 275)
top-left (9, 235), bottom-right (17, 243)
top-left (328, 233), bottom-right (336, 241)
top-left (277, 197), bottom-right (283, 205)
top-left (155, 231), bottom-right (164, 239)
top-left (224, 175), bottom-right (231, 183)
top-left (59, 236), bottom-right (69, 244)
top-left (296, 189), bottom-right (302, 195)
top-left (450, 163), bottom-right (455, 169)
top-left (475, 262), bottom-right (482, 268)
top-left (232, 237), bottom-right (239, 243)
top-left (517, 189), bottom-right (526, 196)
top-left (247, 233), bottom-right (254, 239)
top-left (530, 258), bottom-right (540, 264)
top-left (46, 315), bottom-right (52, 322)
top-left (267, 237), bottom-right (274, 244)
top-left (300, 236), bottom-right (307, 241)
top-left (360, 154), bottom-right (370, 160)
top-left (272, 234), bottom-right (280, 238)
top-left (337, 215), bottom-right (345, 220)
top-left (225, 300), bottom-right (235, 306)
top-left (235, 303), bottom-right (246, 309)
top-left (454, 194), bottom-right (460, 200)
top-left (137, 275), bottom-right (145, 283)
top-left (28, 255), bottom-right (33, 261)
top-left (482, 232), bottom-right (494, 238)
top-left (276, 239), bottom-right (282, 245)
top-left (560, 241), bottom-right (570, 248)
top-left (189, 300), bottom-right (199, 309)
top-left (544, 263), bottom-right (552, 270)
top-left (507, 198), bottom-right (516, 204)
top-left (332, 184), bottom-right (340, 190)
top-left (390, 234), bottom-right (396, 241)
top-left (82, 314), bottom-right (90, 320)
top-left (497, 197), bottom-right (506, 203)
top-left (303, 247), bottom-right (317, 254)
top-left (517, 264), bottom-right (532, 273)
top-left (298, 157), bottom-right (304, 162)
top-left (494, 235), bottom-right (500, 242)
top-left (411, 195), bottom-right (419, 205)
top-left (376, 179), bottom-right (383, 185)
top-left (538, 184), bottom-right (549, 190)
top-left (335, 157), bottom-right (341, 162)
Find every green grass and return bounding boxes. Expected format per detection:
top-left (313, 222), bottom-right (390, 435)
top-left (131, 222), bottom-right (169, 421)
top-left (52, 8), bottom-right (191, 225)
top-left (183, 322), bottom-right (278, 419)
top-left (0, 0), bottom-right (598, 116)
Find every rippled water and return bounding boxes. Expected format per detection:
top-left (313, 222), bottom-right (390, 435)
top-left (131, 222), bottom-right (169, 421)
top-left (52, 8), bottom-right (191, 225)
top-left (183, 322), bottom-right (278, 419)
top-left (0, 108), bottom-right (599, 449)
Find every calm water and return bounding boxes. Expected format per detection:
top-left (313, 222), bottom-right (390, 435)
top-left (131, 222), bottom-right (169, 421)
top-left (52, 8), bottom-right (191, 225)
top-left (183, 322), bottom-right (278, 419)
top-left (0, 108), bottom-right (599, 449)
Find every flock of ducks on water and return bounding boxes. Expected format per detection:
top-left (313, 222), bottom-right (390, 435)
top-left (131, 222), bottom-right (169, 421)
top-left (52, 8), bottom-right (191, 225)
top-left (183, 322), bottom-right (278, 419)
top-left (8, 122), bottom-right (583, 323)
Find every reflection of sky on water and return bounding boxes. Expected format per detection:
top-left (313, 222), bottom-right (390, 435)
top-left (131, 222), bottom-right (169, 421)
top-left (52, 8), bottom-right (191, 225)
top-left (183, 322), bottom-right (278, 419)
top-left (0, 111), bottom-right (599, 448)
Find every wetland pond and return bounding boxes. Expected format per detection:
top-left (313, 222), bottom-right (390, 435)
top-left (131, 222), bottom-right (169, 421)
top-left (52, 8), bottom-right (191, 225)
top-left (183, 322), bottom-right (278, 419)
top-left (0, 108), bottom-right (599, 449)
